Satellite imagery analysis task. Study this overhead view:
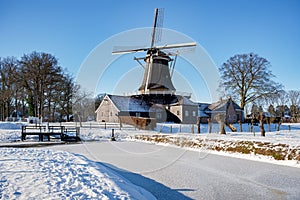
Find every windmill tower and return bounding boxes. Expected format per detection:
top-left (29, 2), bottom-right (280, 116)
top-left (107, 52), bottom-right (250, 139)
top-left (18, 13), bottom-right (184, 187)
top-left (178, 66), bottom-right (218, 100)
top-left (113, 8), bottom-right (196, 96)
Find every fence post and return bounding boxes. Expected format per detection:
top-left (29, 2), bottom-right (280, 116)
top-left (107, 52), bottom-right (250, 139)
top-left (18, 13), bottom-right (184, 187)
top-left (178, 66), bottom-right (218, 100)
top-left (197, 118), bottom-right (200, 134)
top-left (104, 122), bottom-right (106, 130)
top-left (39, 126), bottom-right (43, 141)
top-left (239, 120), bottom-right (243, 132)
top-left (21, 126), bottom-right (25, 141)
top-left (170, 126), bottom-right (172, 133)
top-left (111, 129), bottom-right (116, 141)
top-left (191, 124), bottom-right (194, 134)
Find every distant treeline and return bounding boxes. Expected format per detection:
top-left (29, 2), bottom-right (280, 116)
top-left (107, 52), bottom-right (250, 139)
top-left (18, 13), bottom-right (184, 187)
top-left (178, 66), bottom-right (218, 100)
top-left (246, 90), bottom-right (300, 123)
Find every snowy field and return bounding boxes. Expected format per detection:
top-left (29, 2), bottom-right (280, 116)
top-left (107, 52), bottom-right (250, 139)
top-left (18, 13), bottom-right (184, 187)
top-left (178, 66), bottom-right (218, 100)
top-left (1, 121), bottom-right (300, 199)
top-left (0, 122), bottom-right (156, 199)
top-left (0, 148), bottom-right (154, 199)
top-left (1, 121), bottom-right (300, 143)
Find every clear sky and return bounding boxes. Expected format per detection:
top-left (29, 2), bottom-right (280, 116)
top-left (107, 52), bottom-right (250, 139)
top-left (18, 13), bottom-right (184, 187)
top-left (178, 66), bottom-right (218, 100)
top-left (1, 0), bottom-right (300, 102)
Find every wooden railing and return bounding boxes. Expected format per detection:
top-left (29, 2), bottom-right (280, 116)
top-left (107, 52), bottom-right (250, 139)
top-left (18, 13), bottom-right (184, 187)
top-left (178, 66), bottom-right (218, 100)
top-left (21, 125), bottom-right (80, 142)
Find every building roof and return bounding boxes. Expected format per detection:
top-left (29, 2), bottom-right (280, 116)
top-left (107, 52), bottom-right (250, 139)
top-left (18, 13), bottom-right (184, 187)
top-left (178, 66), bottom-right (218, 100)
top-left (197, 97), bottom-right (243, 117)
top-left (170, 95), bottom-right (198, 106)
top-left (208, 97), bottom-right (242, 112)
top-left (107, 94), bottom-right (150, 112)
top-left (198, 103), bottom-right (210, 117)
top-left (208, 100), bottom-right (227, 112)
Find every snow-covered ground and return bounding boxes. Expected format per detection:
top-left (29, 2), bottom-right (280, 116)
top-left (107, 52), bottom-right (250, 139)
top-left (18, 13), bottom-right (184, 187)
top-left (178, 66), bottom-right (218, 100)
top-left (0, 148), bottom-right (154, 199)
top-left (1, 121), bottom-right (300, 199)
top-left (0, 122), bottom-right (155, 199)
top-left (1, 121), bottom-right (300, 143)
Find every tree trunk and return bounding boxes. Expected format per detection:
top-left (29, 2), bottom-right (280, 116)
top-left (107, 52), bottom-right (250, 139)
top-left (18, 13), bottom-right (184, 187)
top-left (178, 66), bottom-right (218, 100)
top-left (239, 120), bottom-right (243, 132)
top-left (260, 120), bottom-right (265, 136)
top-left (257, 113), bottom-right (266, 137)
top-left (197, 117), bottom-right (200, 134)
top-left (277, 120), bottom-right (282, 131)
top-left (207, 118), bottom-right (212, 133)
top-left (214, 114), bottom-right (226, 135)
top-left (220, 122), bottom-right (226, 135)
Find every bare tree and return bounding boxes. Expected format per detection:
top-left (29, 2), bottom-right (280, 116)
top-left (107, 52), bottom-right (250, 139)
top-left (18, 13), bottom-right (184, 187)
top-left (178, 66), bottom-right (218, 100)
top-left (72, 87), bottom-right (94, 125)
top-left (58, 75), bottom-right (79, 122)
top-left (214, 113), bottom-right (226, 135)
top-left (288, 90), bottom-right (300, 106)
top-left (219, 53), bottom-right (282, 110)
top-left (276, 90), bottom-right (289, 107)
top-left (19, 52), bottom-right (64, 119)
top-left (0, 52), bottom-right (82, 122)
top-left (257, 113), bottom-right (266, 136)
top-left (0, 57), bottom-right (19, 120)
top-left (288, 90), bottom-right (300, 121)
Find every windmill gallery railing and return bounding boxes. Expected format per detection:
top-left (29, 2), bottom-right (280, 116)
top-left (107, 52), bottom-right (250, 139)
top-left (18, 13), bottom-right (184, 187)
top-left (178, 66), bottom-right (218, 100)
top-left (123, 91), bottom-right (191, 98)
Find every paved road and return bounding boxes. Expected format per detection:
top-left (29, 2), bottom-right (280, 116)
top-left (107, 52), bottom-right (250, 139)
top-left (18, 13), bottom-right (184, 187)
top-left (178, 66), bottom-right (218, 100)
top-left (49, 141), bottom-right (300, 200)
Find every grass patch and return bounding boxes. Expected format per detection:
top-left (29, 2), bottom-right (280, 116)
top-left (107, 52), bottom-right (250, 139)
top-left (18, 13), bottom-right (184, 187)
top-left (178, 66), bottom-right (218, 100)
top-left (132, 134), bottom-right (300, 161)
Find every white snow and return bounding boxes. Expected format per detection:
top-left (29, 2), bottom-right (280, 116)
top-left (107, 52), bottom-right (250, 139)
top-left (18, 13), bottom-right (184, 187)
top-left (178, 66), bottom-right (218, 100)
top-left (1, 121), bottom-right (300, 198)
top-left (0, 122), bottom-right (24, 142)
top-left (0, 147), bottom-right (155, 199)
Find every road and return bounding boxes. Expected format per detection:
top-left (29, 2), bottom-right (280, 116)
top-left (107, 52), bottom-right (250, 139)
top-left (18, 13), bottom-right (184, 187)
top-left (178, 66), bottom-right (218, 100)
top-left (49, 141), bottom-right (300, 200)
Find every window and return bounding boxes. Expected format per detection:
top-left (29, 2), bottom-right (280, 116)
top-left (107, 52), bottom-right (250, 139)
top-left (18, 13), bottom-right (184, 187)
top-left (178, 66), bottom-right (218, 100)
top-left (192, 111), bottom-right (196, 117)
top-left (185, 110), bottom-right (189, 117)
top-left (110, 112), bottom-right (112, 116)
top-left (156, 112), bottom-right (162, 119)
top-left (136, 112), bottom-right (140, 117)
top-left (177, 110), bottom-right (180, 115)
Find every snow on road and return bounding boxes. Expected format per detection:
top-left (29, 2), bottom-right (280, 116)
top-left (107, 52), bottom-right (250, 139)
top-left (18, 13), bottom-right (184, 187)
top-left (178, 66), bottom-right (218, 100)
top-left (0, 148), bottom-right (155, 199)
top-left (48, 141), bottom-right (300, 200)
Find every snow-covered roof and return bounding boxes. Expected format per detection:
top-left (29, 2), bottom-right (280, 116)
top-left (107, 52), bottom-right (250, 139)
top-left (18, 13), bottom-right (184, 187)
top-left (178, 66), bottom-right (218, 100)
top-left (170, 95), bottom-right (198, 106)
top-left (208, 100), bottom-right (227, 111)
top-left (199, 111), bottom-right (210, 117)
top-left (198, 103), bottom-right (210, 117)
top-left (208, 97), bottom-right (242, 112)
top-left (108, 95), bottom-right (150, 112)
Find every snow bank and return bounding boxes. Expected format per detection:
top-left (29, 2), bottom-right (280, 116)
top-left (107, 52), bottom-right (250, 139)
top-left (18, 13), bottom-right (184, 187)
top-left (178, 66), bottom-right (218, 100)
top-left (0, 122), bottom-right (22, 130)
top-left (131, 134), bottom-right (300, 168)
top-left (0, 130), bottom-right (21, 143)
top-left (0, 148), bottom-right (155, 200)
top-left (156, 122), bottom-right (300, 134)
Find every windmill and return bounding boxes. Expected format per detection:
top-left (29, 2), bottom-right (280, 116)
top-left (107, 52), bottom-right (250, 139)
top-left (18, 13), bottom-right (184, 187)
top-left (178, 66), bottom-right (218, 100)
top-left (112, 8), bottom-right (196, 97)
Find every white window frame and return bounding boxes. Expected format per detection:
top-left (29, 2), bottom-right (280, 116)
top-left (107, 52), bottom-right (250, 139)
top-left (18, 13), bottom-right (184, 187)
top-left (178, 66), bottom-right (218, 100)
top-left (185, 110), bottom-right (189, 117)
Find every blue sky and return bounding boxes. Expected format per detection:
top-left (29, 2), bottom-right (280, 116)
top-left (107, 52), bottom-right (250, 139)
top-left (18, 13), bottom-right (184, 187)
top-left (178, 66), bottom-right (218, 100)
top-left (1, 0), bottom-right (300, 102)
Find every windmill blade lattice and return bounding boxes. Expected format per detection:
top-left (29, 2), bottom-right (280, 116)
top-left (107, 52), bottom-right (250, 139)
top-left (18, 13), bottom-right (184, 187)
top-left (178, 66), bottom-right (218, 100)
top-left (151, 8), bottom-right (164, 47)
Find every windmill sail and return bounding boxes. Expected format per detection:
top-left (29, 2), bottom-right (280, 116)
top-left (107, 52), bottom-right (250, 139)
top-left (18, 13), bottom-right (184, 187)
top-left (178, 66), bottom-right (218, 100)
top-left (150, 8), bottom-right (164, 48)
top-left (111, 8), bottom-right (196, 95)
